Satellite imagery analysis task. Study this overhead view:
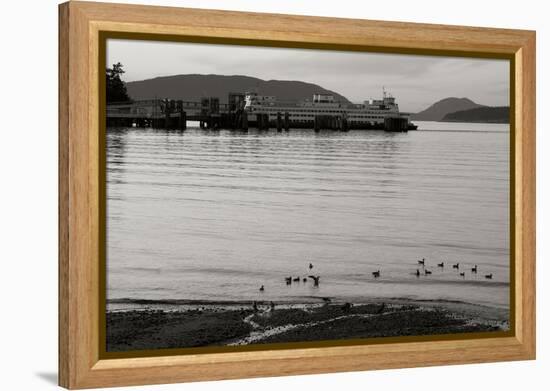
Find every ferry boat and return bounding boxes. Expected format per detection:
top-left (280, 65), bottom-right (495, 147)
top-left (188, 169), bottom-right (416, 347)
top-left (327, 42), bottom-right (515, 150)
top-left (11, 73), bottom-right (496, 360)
top-left (243, 89), bottom-right (417, 131)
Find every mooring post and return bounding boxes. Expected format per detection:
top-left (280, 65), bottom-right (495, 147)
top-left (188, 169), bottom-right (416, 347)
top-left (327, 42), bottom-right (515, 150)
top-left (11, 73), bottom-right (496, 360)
top-left (314, 115), bottom-right (320, 132)
top-left (242, 112), bottom-right (248, 130)
top-left (342, 113), bottom-right (348, 132)
top-left (207, 115), bottom-right (213, 129)
top-left (276, 112), bottom-right (282, 132)
top-left (165, 112), bottom-right (171, 129)
top-left (285, 113), bottom-right (290, 131)
top-left (256, 114), bottom-right (264, 130)
top-left (259, 114), bottom-right (269, 130)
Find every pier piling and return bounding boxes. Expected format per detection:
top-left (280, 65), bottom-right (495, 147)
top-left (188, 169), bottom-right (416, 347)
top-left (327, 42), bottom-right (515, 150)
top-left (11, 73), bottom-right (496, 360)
top-left (241, 112), bottom-right (248, 130)
top-left (257, 113), bottom-right (269, 130)
top-left (276, 112), bottom-right (282, 132)
top-left (341, 114), bottom-right (349, 132)
top-left (284, 112), bottom-right (290, 131)
top-left (178, 111), bottom-right (187, 130)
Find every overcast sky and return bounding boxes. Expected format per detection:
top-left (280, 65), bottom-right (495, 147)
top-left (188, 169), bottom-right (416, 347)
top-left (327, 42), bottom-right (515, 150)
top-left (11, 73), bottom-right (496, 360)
top-left (107, 39), bottom-right (509, 113)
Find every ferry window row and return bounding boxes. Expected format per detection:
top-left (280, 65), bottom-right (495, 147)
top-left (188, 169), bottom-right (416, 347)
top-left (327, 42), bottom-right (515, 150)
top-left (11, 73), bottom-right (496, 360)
top-left (259, 108), bottom-right (385, 115)
top-left (267, 114), bottom-right (384, 119)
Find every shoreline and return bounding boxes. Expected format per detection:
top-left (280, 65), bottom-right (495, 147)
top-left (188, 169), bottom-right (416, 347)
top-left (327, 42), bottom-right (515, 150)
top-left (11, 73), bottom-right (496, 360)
top-left (106, 297), bottom-right (509, 352)
top-left (107, 295), bottom-right (509, 308)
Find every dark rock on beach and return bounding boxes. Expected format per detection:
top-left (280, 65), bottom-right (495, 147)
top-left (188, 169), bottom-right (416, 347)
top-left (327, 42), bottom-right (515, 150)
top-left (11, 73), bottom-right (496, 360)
top-left (106, 308), bottom-right (254, 352)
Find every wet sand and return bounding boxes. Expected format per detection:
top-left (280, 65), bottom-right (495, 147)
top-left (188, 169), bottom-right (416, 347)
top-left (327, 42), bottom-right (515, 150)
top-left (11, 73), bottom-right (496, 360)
top-left (106, 299), bottom-right (509, 352)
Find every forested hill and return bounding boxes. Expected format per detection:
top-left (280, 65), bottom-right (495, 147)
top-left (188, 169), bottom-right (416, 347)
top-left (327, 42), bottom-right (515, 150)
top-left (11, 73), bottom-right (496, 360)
top-left (126, 74), bottom-right (351, 104)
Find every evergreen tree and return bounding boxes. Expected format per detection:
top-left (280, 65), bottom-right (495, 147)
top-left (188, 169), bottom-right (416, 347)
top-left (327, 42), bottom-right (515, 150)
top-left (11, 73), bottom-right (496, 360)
top-left (106, 62), bottom-right (131, 103)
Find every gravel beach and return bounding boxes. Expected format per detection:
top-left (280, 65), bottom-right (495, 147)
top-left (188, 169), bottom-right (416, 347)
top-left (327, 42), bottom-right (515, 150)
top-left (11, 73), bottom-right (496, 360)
top-left (106, 299), bottom-right (508, 352)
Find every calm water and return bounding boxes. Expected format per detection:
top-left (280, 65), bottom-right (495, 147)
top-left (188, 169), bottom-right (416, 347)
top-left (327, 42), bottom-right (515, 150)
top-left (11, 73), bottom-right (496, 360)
top-left (106, 121), bottom-right (510, 308)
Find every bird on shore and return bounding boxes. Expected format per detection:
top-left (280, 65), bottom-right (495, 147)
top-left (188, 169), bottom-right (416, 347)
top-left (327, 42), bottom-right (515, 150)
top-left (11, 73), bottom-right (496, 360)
top-left (342, 302), bottom-right (353, 312)
top-left (459, 272), bottom-right (465, 278)
top-left (424, 269), bottom-right (432, 275)
top-left (285, 277), bottom-right (292, 285)
top-left (259, 285), bottom-right (265, 292)
top-left (302, 277), bottom-right (308, 283)
top-left (372, 270), bottom-right (381, 278)
top-left (308, 275), bottom-right (320, 286)
top-left (309, 263), bottom-right (314, 269)
top-left (453, 263), bottom-right (460, 269)
top-left (293, 277), bottom-right (301, 282)
top-left (485, 274), bottom-right (493, 279)
top-left (471, 265), bottom-right (478, 273)
top-left (437, 262), bottom-right (444, 268)
top-left (418, 258), bottom-right (425, 266)
top-left (415, 269), bottom-right (421, 277)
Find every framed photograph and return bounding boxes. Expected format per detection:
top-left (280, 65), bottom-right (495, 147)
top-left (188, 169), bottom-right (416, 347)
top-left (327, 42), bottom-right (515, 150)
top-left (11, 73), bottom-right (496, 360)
top-left (59, 1), bottom-right (535, 389)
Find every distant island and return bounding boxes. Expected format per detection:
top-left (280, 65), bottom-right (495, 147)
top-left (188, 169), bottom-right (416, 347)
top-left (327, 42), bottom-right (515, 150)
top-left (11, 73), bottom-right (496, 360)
top-left (441, 106), bottom-right (509, 123)
top-left (412, 97), bottom-right (509, 123)
top-left (411, 97), bottom-right (483, 121)
top-left (126, 74), bottom-right (351, 104)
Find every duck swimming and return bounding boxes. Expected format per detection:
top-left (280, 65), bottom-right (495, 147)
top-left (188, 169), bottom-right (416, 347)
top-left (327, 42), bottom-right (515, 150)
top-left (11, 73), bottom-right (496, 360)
top-left (308, 275), bottom-right (320, 286)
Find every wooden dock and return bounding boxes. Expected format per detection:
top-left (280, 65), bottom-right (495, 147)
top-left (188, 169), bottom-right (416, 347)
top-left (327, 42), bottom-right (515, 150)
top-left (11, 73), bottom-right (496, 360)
top-left (107, 95), bottom-right (252, 130)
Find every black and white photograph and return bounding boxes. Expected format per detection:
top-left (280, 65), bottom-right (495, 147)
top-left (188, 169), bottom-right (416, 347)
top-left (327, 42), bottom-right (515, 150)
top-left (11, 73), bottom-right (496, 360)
top-left (104, 39), bottom-right (511, 352)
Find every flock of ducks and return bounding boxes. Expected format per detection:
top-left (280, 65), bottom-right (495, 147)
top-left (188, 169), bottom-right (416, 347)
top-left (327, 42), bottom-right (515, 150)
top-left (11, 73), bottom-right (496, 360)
top-left (259, 262), bottom-right (320, 291)
top-left (258, 259), bottom-right (495, 292)
top-left (413, 258), bottom-right (493, 280)
top-left (284, 263), bottom-right (320, 287)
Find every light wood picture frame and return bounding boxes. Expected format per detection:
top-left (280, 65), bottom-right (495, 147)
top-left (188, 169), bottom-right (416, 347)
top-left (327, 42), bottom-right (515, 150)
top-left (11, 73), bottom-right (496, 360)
top-left (59, 1), bottom-right (536, 389)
